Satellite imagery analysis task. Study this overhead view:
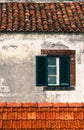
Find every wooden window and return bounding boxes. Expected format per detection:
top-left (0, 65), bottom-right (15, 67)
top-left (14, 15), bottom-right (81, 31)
top-left (36, 50), bottom-right (75, 90)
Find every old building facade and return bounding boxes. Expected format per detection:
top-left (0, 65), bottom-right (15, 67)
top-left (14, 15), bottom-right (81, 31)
top-left (0, 2), bottom-right (84, 102)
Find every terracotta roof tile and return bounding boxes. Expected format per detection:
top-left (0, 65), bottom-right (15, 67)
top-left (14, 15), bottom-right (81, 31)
top-left (0, 102), bottom-right (84, 129)
top-left (0, 2), bottom-right (84, 32)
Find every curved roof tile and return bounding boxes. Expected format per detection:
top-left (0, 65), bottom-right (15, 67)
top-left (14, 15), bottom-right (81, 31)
top-left (0, 2), bottom-right (84, 32)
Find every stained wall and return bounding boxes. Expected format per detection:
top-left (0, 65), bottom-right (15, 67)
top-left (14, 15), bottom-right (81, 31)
top-left (0, 33), bottom-right (84, 102)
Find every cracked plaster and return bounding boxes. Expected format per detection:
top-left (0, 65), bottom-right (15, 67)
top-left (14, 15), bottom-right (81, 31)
top-left (0, 33), bottom-right (84, 102)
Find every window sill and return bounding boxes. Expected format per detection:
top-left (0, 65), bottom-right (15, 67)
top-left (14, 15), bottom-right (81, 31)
top-left (43, 86), bottom-right (75, 91)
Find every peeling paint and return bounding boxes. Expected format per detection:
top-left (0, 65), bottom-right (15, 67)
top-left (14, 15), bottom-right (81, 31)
top-left (42, 41), bottom-right (69, 49)
top-left (0, 33), bottom-right (84, 102)
top-left (0, 78), bottom-right (10, 93)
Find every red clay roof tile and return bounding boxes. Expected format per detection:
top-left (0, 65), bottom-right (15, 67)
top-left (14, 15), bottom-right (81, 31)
top-left (0, 2), bottom-right (84, 32)
top-left (0, 103), bottom-right (84, 129)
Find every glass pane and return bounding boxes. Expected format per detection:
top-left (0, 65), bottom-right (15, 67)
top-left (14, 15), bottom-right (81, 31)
top-left (48, 76), bottom-right (56, 85)
top-left (48, 67), bottom-right (56, 75)
top-left (48, 57), bottom-right (56, 65)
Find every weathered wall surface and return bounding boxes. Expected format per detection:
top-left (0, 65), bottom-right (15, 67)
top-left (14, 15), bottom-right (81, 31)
top-left (0, 33), bottom-right (84, 102)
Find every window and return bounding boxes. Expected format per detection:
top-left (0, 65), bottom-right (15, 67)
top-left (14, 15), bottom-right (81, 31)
top-left (48, 57), bottom-right (60, 86)
top-left (36, 50), bottom-right (76, 90)
top-left (36, 55), bottom-right (70, 87)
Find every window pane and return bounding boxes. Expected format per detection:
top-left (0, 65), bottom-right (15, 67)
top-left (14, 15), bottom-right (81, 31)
top-left (48, 76), bottom-right (56, 85)
top-left (48, 57), bottom-right (56, 65)
top-left (48, 67), bottom-right (56, 75)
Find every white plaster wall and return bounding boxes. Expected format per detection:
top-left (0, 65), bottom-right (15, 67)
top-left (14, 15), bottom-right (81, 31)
top-left (0, 33), bottom-right (84, 102)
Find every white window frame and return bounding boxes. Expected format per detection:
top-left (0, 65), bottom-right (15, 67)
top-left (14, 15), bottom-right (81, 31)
top-left (48, 57), bottom-right (60, 86)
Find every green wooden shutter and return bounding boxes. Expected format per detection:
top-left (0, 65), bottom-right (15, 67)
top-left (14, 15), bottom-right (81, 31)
top-left (36, 56), bottom-right (47, 86)
top-left (60, 56), bottom-right (70, 87)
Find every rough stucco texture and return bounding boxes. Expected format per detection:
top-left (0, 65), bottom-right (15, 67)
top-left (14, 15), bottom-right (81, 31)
top-left (0, 33), bottom-right (84, 102)
top-left (0, 102), bottom-right (84, 129)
